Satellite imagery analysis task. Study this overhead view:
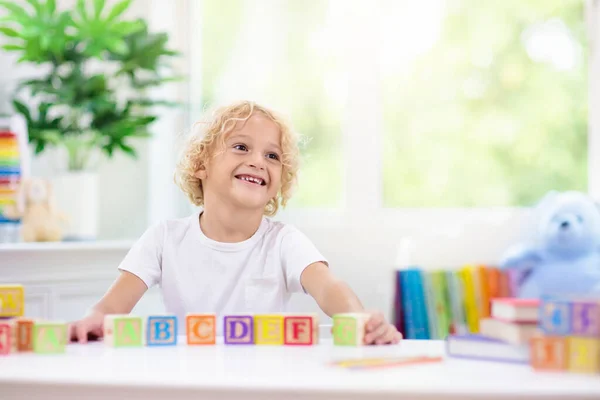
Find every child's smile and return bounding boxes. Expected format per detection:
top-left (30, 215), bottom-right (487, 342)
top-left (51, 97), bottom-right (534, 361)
top-left (235, 174), bottom-right (267, 186)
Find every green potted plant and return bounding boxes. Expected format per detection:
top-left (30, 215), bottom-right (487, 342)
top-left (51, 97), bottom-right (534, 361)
top-left (0, 0), bottom-right (178, 240)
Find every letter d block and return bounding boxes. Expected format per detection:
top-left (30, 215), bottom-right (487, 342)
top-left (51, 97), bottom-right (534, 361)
top-left (33, 322), bottom-right (67, 354)
top-left (104, 315), bottom-right (143, 347)
top-left (333, 313), bottom-right (369, 346)
top-left (224, 315), bottom-right (253, 344)
top-left (567, 337), bottom-right (600, 374)
top-left (0, 285), bottom-right (24, 317)
top-left (147, 315), bottom-right (178, 346)
top-left (530, 336), bottom-right (568, 371)
top-left (186, 313), bottom-right (216, 345)
top-left (254, 315), bottom-right (284, 345)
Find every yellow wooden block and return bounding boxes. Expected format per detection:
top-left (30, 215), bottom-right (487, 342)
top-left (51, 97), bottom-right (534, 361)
top-left (0, 285), bottom-right (24, 317)
top-left (254, 314), bottom-right (284, 345)
top-left (567, 337), bottom-right (600, 374)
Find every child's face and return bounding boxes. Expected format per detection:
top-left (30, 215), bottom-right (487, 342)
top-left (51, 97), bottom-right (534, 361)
top-left (197, 113), bottom-right (283, 213)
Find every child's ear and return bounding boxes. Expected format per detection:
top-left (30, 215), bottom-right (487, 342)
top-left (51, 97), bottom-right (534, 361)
top-left (194, 167), bottom-right (207, 180)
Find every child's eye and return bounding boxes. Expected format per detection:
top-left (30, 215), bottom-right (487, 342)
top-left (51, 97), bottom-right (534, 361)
top-left (233, 144), bottom-right (248, 151)
top-left (267, 153), bottom-right (280, 161)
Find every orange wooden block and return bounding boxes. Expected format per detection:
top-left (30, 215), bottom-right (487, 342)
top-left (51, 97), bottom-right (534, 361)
top-left (254, 315), bottom-right (284, 345)
top-left (186, 313), bottom-right (216, 345)
top-left (567, 337), bottom-right (600, 374)
top-left (530, 336), bottom-right (568, 371)
top-left (16, 318), bottom-right (34, 351)
top-left (283, 313), bottom-right (319, 345)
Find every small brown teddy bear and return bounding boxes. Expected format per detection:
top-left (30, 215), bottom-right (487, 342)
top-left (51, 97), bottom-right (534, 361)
top-left (3, 177), bottom-right (67, 242)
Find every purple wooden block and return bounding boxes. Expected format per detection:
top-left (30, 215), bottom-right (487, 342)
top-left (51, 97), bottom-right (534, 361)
top-left (224, 315), bottom-right (253, 344)
top-left (571, 301), bottom-right (600, 336)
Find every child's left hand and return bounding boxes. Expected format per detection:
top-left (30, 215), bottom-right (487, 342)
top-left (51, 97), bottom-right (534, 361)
top-left (363, 312), bottom-right (402, 345)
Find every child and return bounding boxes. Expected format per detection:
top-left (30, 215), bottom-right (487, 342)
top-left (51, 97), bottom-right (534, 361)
top-left (69, 100), bottom-right (401, 345)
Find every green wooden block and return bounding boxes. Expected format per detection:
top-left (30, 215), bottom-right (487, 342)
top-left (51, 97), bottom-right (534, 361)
top-left (104, 315), bottom-right (144, 347)
top-left (333, 313), bottom-right (369, 346)
top-left (33, 322), bottom-right (67, 354)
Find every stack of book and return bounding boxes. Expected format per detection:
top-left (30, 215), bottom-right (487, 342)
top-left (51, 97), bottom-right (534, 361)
top-left (446, 297), bottom-right (540, 363)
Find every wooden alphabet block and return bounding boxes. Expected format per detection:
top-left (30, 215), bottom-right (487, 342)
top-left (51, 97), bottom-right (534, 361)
top-left (567, 337), bottom-right (600, 374)
top-left (0, 285), bottom-right (24, 317)
top-left (332, 313), bottom-right (370, 346)
top-left (571, 300), bottom-right (600, 337)
top-left (530, 336), bottom-right (568, 371)
top-left (223, 315), bottom-right (253, 344)
top-left (0, 319), bottom-right (17, 355)
top-left (186, 313), bottom-right (216, 345)
top-left (33, 322), bottom-right (67, 354)
top-left (540, 299), bottom-right (572, 335)
top-left (254, 314), bottom-right (284, 345)
top-left (104, 315), bottom-right (144, 347)
top-left (146, 315), bottom-right (177, 346)
top-left (16, 318), bottom-right (34, 351)
top-left (283, 314), bottom-right (318, 345)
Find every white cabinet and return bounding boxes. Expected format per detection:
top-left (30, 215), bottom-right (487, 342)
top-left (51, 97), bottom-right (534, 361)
top-left (0, 241), bottom-right (165, 321)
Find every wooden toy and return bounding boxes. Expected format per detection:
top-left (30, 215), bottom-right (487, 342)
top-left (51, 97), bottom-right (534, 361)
top-left (146, 315), bottom-right (177, 346)
top-left (186, 313), bottom-right (216, 345)
top-left (0, 284), bottom-right (24, 317)
top-left (16, 318), bottom-right (34, 351)
top-left (283, 314), bottom-right (318, 345)
top-left (332, 313), bottom-right (370, 346)
top-left (530, 336), bottom-right (568, 371)
top-left (223, 315), bottom-right (253, 344)
top-left (567, 337), bottom-right (600, 374)
top-left (0, 319), bottom-right (17, 355)
top-left (104, 315), bottom-right (144, 347)
top-left (571, 300), bottom-right (600, 337)
top-left (539, 299), bottom-right (571, 335)
top-left (254, 314), bottom-right (284, 345)
top-left (33, 321), bottom-right (67, 354)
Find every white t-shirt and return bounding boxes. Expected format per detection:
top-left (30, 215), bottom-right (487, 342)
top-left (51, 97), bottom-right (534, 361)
top-left (117, 211), bottom-right (328, 332)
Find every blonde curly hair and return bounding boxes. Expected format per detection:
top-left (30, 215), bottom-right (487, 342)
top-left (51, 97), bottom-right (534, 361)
top-left (174, 100), bottom-right (300, 216)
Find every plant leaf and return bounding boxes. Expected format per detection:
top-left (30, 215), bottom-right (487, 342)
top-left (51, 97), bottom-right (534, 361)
top-left (0, 1), bottom-right (31, 22)
top-left (12, 100), bottom-right (32, 124)
top-left (23, 0), bottom-right (42, 14)
top-left (46, 0), bottom-right (56, 15)
top-left (106, 0), bottom-right (132, 23)
top-left (2, 44), bottom-right (24, 51)
top-left (93, 0), bottom-right (105, 18)
top-left (0, 26), bottom-right (19, 37)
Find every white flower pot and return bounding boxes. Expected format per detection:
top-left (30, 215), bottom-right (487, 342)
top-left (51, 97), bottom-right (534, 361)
top-left (52, 172), bottom-right (99, 241)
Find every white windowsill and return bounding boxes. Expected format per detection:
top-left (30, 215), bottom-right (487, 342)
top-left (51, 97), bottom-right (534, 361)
top-left (0, 240), bottom-right (135, 253)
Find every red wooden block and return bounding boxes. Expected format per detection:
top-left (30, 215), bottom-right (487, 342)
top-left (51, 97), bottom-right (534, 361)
top-left (0, 319), bottom-right (17, 355)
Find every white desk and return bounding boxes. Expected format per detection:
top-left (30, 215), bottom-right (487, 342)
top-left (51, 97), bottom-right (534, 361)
top-left (1, 338), bottom-right (600, 400)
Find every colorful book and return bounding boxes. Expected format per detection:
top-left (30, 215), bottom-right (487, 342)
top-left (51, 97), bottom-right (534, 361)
top-left (446, 334), bottom-right (530, 363)
top-left (459, 266), bottom-right (480, 333)
top-left (479, 317), bottom-right (539, 345)
top-left (422, 271), bottom-right (439, 339)
top-left (491, 298), bottom-right (539, 323)
top-left (446, 270), bottom-right (468, 335)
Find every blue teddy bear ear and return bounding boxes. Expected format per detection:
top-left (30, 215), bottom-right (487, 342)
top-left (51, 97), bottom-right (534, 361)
top-left (536, 190), bottom-right (559, 210)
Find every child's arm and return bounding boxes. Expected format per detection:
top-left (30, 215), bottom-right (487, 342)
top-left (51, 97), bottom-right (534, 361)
top-left (301, 262), bottom-right (402, 345)
top-left (68, 271), bottom-right (148, 343)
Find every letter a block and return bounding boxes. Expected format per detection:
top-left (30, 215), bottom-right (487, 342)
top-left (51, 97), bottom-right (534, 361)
top-left (104, 315), bottom-right (143, 347)
top-left (147, 315), bottom-right (177, 346)
top-left (567, 337), bottom-right (600, 374)
top-left (186, 313), bottom-right (216, 345)
top-left (530, 336), bottom-right (568, 371)
top-left (540, 299), bottom-right (572, 335)
top-left (333, 313), bottom-right (369, 346)
top-left (0, 319), bottom-right (17, 355)
top-left (254, 315), bottom-right (284, 345)
top-left (571, 300), bottom-right (600, 337)
top-left (33, 322), bottom-right (67, 354)
top-left (16, 318), bottom-right (34, 351)
top-left (0, 285), bottom-right (24, 317)
top-left (224, 315), bottom-right (253, 344)
top-left (284, 315), bottom-right (316, 345)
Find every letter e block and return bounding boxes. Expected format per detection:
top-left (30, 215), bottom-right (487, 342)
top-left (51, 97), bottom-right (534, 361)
top-left (254, 314), bottom-right (284, 345)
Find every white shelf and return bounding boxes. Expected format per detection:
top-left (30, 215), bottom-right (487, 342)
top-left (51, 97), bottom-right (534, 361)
top-left (0, 240), bottom-right (135, 252)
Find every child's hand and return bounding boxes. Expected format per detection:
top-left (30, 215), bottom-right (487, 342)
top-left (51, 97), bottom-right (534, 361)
top-left (364, 312), bottom-right (402, 345)
top-left (68, 309), bottom-right (105, 343)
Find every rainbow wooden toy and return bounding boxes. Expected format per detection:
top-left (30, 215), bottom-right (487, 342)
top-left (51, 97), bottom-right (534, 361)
top-left (254, 314), bottom-right (284, 345)
top-left (223, 315), bottom-right (253, 344)
top-left (332, 313), bottom-right (370, 346)
top-left (104, 315), bottom-right (144, 347)
top-left (33, 322), bottom-right (67, 354)
top-left (186, 313), bottom-right (216, 345)
top-left (0, 319), bottom-right (17, 355)
top-left (0, 284), bottom-right (24, 317)
top-left (146, 315), bottom-right (177, 346)
top-left (284, 314), bottom-right (318, 345)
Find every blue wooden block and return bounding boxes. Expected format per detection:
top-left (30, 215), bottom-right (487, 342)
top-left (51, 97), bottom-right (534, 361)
top-left (146, 315), bottom-right (178, 346)
top-left (540, 298), bottom-right (572, 335)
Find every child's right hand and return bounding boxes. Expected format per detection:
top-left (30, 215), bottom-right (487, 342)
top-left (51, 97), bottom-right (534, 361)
top-left (68, 309), bottom-right (105, 343)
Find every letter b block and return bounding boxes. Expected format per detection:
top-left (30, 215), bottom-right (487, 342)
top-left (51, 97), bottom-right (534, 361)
top-left (224, 315), bottom-right (253, 344)
top-left (530, 336), bottom-right (568, 371)
top-left (186, 313), bottom-right (216, 345)
top-left (104, 315), bottom-right (144, 347)
top-left (147, 315), bottom-right (177, 346)
top-left (254, 315), bottom-right (284, 345)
